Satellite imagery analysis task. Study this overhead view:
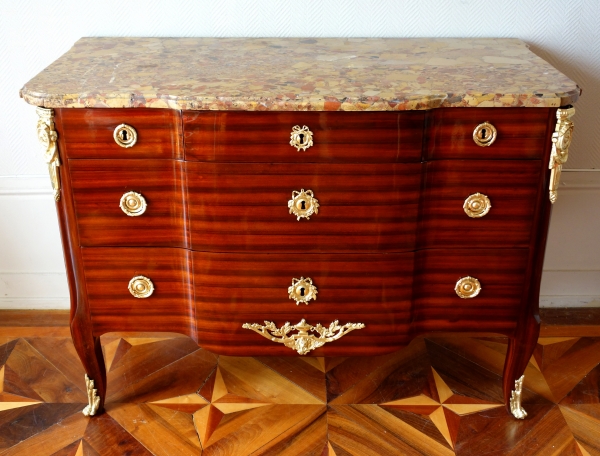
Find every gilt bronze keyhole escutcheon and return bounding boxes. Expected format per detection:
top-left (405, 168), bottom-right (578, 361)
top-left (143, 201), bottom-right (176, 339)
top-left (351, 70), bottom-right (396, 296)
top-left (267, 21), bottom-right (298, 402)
top-left (288, 277), bottom-right (318, 305)
top-left (288, 189), bottom-right (319, 220)
top-left (473, 122), bottom-right (497, 147)
top-left (113, 124), bottom-right (138, 148)
top-left (290, 125), bottom-right (314, 151)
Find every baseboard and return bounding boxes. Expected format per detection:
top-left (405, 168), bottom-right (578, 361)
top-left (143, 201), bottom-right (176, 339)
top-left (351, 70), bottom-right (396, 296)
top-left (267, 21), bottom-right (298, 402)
top-left (0, 273), bottom-right (69, 309)
top-left (540, 296), bottom-right (600, 308)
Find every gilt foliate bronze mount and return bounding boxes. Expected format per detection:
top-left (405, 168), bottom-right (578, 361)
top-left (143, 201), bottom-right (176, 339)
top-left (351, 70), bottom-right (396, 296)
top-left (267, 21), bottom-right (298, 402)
top-left (289, 125), bottom-right (313, 151)
top-left (36, 107), bottom-right (61, 201)
top-left (288, 189), bottom-right (319, 220)
top-left (82, 374), bottom-right (101, 417)
top-left (510, 375), bottom-right (527, 419)
top-left (549, 107), bottom-right (575, 203)
top-left (288, 277), bottom-right (318, 305)
top-left (242, 319), bottom-right (365, 355)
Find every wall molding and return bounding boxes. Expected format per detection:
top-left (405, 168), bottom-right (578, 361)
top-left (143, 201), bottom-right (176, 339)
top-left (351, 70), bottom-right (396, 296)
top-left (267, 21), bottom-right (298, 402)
top-left (0, 298), bottom-right (70, 310)
top-left (0, 176), bottom-right (53, 196)
top-left (558, 170), bottom-right (600, 189)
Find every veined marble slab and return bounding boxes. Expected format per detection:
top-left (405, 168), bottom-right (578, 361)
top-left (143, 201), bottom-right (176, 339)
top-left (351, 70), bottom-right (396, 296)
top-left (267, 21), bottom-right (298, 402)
top-left (20, 37), bottom-right (579, 111)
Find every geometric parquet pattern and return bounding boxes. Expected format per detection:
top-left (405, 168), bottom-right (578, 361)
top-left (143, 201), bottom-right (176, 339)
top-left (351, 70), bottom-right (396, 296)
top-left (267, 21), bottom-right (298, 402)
top-left (1, 323), bottom-right (600, 455)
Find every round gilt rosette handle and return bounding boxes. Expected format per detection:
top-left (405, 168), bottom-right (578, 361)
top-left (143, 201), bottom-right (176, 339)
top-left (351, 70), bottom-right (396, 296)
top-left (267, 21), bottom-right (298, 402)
top-left (128, 276), bottom-right (154, 298)
top-left (455, 276), bottom-right (481, 299)
top-left (120, 191), bottom-right (147, 217)
top-left (463, 193), bottom-right (491, 218)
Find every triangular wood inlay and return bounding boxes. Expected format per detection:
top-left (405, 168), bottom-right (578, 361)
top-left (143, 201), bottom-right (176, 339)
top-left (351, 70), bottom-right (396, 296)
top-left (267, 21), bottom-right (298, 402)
top-left (432, 368), bottom-right (453, 404)
top-left (150, 393), bottom-right (208, 413)
top-left (193, 404), bottom-right (225, 447)
top-left (429, 406), bottom-right (453, 449)
top-left (107, 339), bottom-right (133, 372)
top-left (102, 339), bottom-right (120, 372)
top-left (212, 367), bottom-right (228, 402)
top-left (442, 407), bottom-right (461, 448)
top-left (534, 337), bottom-right (580, 371)
top-left (443, 403), bottom-right (502, 415)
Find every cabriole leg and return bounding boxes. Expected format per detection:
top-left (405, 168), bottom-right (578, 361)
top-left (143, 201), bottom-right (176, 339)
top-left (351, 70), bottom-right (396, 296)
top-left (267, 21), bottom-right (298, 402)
top-left (71, 319), bottom-right (106, 416)
top-left (502, 313), bottom-right (540, 419)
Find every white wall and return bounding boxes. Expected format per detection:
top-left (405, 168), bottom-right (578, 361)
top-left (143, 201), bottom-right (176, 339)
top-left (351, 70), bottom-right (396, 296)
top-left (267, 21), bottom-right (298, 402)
top-left (1, 0), bottom-right (599, 309)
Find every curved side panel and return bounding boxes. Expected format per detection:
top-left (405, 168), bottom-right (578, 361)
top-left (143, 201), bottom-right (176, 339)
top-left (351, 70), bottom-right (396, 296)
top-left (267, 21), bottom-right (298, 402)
top-left (54, 109), bottom-right (107, 414)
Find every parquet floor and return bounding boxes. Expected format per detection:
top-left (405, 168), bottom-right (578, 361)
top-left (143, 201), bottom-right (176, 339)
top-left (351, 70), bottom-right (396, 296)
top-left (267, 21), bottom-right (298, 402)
top-left (0, 310), bottom-right (599, 455)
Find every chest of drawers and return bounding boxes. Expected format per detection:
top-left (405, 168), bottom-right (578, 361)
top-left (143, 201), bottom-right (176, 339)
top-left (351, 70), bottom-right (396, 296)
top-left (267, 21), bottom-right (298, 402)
top-left (20, 37), bottom-right (579, 420)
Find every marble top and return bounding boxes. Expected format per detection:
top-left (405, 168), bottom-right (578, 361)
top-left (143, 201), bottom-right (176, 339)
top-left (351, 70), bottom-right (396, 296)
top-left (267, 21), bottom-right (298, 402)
top-left (20, 37), bottom-right (580, 111)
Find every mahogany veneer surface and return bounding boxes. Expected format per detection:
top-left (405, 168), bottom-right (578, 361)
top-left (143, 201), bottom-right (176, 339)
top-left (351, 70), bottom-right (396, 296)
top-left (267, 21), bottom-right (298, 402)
top-left (414, 248), bottom-right (530, 334)
top-left (187, 162), bottom-right (423, 253)
top-left (52, 106), bottom-right (556, 359)
top-left (183, 111), bottom-right (424, 162)
top-left (81, 247), bottom-right (195, 337)
top-left (59, 108), bottom-right (183, 159)
top-left (70, 160), bottom-right (188, 248)
top-left (426, 108), bottom-right (552, 160)
top-left (194, 252), bottom-right (415, 355)
top-left (42, 102), bottom-right (565, 423)
top-left (420, 160), bottom-right (541, 248)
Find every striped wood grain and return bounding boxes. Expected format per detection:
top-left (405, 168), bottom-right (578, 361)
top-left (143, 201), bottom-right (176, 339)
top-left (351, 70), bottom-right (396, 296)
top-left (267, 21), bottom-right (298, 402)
top-left (183, 111), bottom-right (424, 163)
top-left (187, 162), bottom-right (422, 253)
top-left (58, 108), bottom-right (183, 160)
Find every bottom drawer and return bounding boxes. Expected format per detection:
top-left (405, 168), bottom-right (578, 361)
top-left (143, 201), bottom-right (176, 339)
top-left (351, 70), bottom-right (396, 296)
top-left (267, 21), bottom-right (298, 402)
top-left (194, 252), bottom-right (414, 356)
top-left (82, 247), bottom-right (195, 336)
top-left (413, 248), bottom-right (530, 334)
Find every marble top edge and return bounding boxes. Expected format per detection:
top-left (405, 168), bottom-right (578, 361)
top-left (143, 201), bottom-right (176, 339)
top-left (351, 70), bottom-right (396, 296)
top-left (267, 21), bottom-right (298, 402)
top-left (20, 37), bottom-right (580, 110)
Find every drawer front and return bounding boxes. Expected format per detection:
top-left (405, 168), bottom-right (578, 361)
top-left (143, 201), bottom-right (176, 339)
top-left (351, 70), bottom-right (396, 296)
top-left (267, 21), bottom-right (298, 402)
top-left (413, 249), bottom-right (529, 334)
top-left (57, 108), bottom-right (183, 159)
top-left (194, 252), bottom-right (414, 356)
top-left (183, 111), bottom-right (424, 163)
top-left (187, 162), bottom-right (422, 253)
top-left (420, 160), bottom-right (541, 248)
top-left (70, 160), bottom-right (187, 247)
top-left (81, 247), bottom-right (194, 336)
top-left (426, 108), bottom-right (552, 160)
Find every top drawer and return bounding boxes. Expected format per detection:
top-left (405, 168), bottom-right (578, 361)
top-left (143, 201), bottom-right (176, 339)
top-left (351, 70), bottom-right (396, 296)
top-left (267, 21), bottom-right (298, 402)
top-left (57, 108), bottom-right (183, 159)
top-left (426, 107), bottom-right (553, 160)
top-left (182, 111), bottom-right (424, 163)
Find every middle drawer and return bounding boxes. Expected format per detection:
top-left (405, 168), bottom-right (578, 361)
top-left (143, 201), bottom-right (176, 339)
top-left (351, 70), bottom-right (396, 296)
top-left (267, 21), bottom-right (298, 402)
top-left (187, 162), bottom-right (423, 253)
top-left (70, 159), bottom-right (187, 247)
